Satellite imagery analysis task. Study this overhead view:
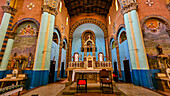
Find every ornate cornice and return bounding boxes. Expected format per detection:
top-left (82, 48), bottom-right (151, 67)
top-left (1, 6), bottom-right (17, 15)
top-left (8, 32), bottom-right (15, 39)
top-left (121, 3), bottom-right (138, 14)
top-left (166, 3), bottom-right (170, 11)
top-left (41, 5), bottom-right (58, 16)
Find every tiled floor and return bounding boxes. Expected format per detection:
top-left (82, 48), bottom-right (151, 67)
top-left (19, 82), bottom-right (167, 96)
top-left (22, 83), bottom-right (65, 96)
top-left (116, 83), bottom-right (163, 96)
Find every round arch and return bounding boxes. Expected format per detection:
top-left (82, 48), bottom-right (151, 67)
top-left (11, 18), bottom-right (40, 33)
top-left (70, 18), bottom-right (108, 38)
top-left (54, 25), bottom-right (62, 39)
top-left (116, 24), bottom-right (125, 39)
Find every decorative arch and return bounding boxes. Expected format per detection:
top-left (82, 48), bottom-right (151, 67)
top-left (119, 31), bottom-right (127, 44)
top-left (110, 35), bottom-right (116, 44)
top-left (116, 24), bottom-right (125, 39)
top-left (81, 30), bottom-right (95, 47)
top-left (70, 18), bottom-right (108, 38)
top-left (140, 15), bottom-right (170, 36)
top-left (73, 52), bottom-right (79, 62)
top-left (11, 18), bottom-right (40, 32)
top-left (54, 25), bottom-right (62, 39)
top-left (140, 15), bottom-right (170, 27)
top-left (62, 37), bottom-right (67, 50)
top-left (98, 52), bottom-right (104, 61)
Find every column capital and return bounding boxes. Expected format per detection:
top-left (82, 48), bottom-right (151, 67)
top-left (8, 32), bottom-right (15, 39)
top-left (121, 3), bottom-right (138, 14)
top-left (1, 6), bottom-right (17, 15)
top-left (41, 5), bottom-right (58, 16)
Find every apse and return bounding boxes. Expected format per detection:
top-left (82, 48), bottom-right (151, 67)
top-left (72, 23), bottom-right (106, 61)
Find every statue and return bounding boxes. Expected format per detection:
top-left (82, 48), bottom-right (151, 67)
top-left (156, 44), bottom-right (164, 55)
top-left (11, 53), bottom-right (17, 68)
top-left (27, 53), bottom-right (33, 68)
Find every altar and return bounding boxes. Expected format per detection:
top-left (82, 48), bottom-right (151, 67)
top-left (72, 69), bottom-right (102, 82)
top-left (67, 34), bottom-right (113, 82)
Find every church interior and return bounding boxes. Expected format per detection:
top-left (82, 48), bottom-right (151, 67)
top-left (0, 0), bottom-right (169, 96)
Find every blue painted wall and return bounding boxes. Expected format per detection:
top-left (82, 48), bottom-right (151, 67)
top-left (50, 29), bottom-right (60, 81)
top-left (110, 39), bottom-right (117, 70)
top-left (72, 23), bottom-right (106, 61)
top-left (118, 28), bottom-right (132, 82)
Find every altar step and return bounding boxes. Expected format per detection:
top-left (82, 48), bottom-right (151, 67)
top-left (62, 90), bottom-right (102, 95)
top-left (61, 82), bottom-right (122, 96)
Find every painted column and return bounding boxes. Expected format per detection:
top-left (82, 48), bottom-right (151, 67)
top-left (57, 42), bottom-right (63, 78)
top-left (0, 6), bottom-right (16, 52)
top-left (131, 10), bottom-right (149, 69)
top-left (122, 3), bottom-right (141, 86)
top-left (131, 9), bottom-right (153, 88)
top-left (33, 12), bottom-right (49, 70)
top-left (41, 13), bottom-right (56, 85)
top-left (121, 3), bottom-right (153, 88)
top-left (0, 33), bottom-right (14, 71)
top-left (31, 5), bottom-right (57, 88)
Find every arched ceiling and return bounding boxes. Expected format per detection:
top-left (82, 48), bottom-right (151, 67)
top-left (64, 0), bottom-right (113, 17)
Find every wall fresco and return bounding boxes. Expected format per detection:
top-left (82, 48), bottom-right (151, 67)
top-left (142, 19), bottom-right (170, 69)
top-left (7, 21), bottom-right (38, 70)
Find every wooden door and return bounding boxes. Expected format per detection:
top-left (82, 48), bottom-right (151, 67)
top-left (48, 60), bottom-right (56, 83)
top-left (123, 60), bottom-right (132, 83)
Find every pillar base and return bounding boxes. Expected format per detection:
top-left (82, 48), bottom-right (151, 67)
top-left (132, 69), bottom-right (154, 89)
top-left (30, 70), bottom-right (49, 89)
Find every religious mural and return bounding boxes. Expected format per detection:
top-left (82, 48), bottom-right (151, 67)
top-left (7, 21), bottom-right (38, 70)
top-left (142, 19), bottom-right (170, 69)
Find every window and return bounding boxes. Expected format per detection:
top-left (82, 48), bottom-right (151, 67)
top-left (74, 53), bottom-right (79, 62)
top-left (115, 0), bottom-right (118, 11)
top-left (109, 16), bottom-right (111, 25)
top-left (112, 41), bottom-right (116, 49)
top-left (59, 1), bottom-right (62, 12)
top-left (99, 53), bottom-right (103, 61)
top-left (66, 17), bottom-right (68, 25)
top-left (119, 32), bottom-right (127, 44)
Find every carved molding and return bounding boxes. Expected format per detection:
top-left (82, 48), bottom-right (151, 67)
top-left (1, 6), bottom-right (17, 15)
top-left (121, 3), bottom-right (138, 14)
top-left (8, 32), bottom-right (15, 39)
top-left (166, 3), bottom-right (170, 11)
top-left (41, 5), bottom-right (58, 16)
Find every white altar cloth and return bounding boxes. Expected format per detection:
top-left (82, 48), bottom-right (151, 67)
top-left (72, 69), bottom-right (102, 81)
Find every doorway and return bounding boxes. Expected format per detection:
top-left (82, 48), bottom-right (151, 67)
top-left (123, 60), bottom-right (132, 83)
top-left (114, 62), bottom-right (118, 75)
top-left (48, 60), bottom-right (56, 83)
top-left (61, 62), bottom-right (65, 78)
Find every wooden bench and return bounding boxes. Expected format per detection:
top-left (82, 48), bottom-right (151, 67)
top-left (155, 73), bottom-right (170, 91)
top-left (0, 74), bottom-right (27, 88)
top-left (0, 85), bottom-right (24, 96)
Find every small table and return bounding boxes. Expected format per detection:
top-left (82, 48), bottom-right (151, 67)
top-left (0, 78), bottom-right (25, 88)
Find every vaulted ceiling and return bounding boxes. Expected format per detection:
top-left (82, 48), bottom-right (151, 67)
top-left (64, 0), bottom-right (113, 17)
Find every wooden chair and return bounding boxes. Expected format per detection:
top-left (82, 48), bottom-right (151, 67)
top-left (100, 69), bottom-right (113, 93)
top-left (77, 79), bottom-right (87, 93)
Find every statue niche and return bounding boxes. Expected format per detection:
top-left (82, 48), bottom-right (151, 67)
top-left (81, 31), bottom-right (96, 52)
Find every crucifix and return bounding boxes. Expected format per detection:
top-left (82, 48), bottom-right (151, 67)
top-left (145, 0), bottom-right (154, 6)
